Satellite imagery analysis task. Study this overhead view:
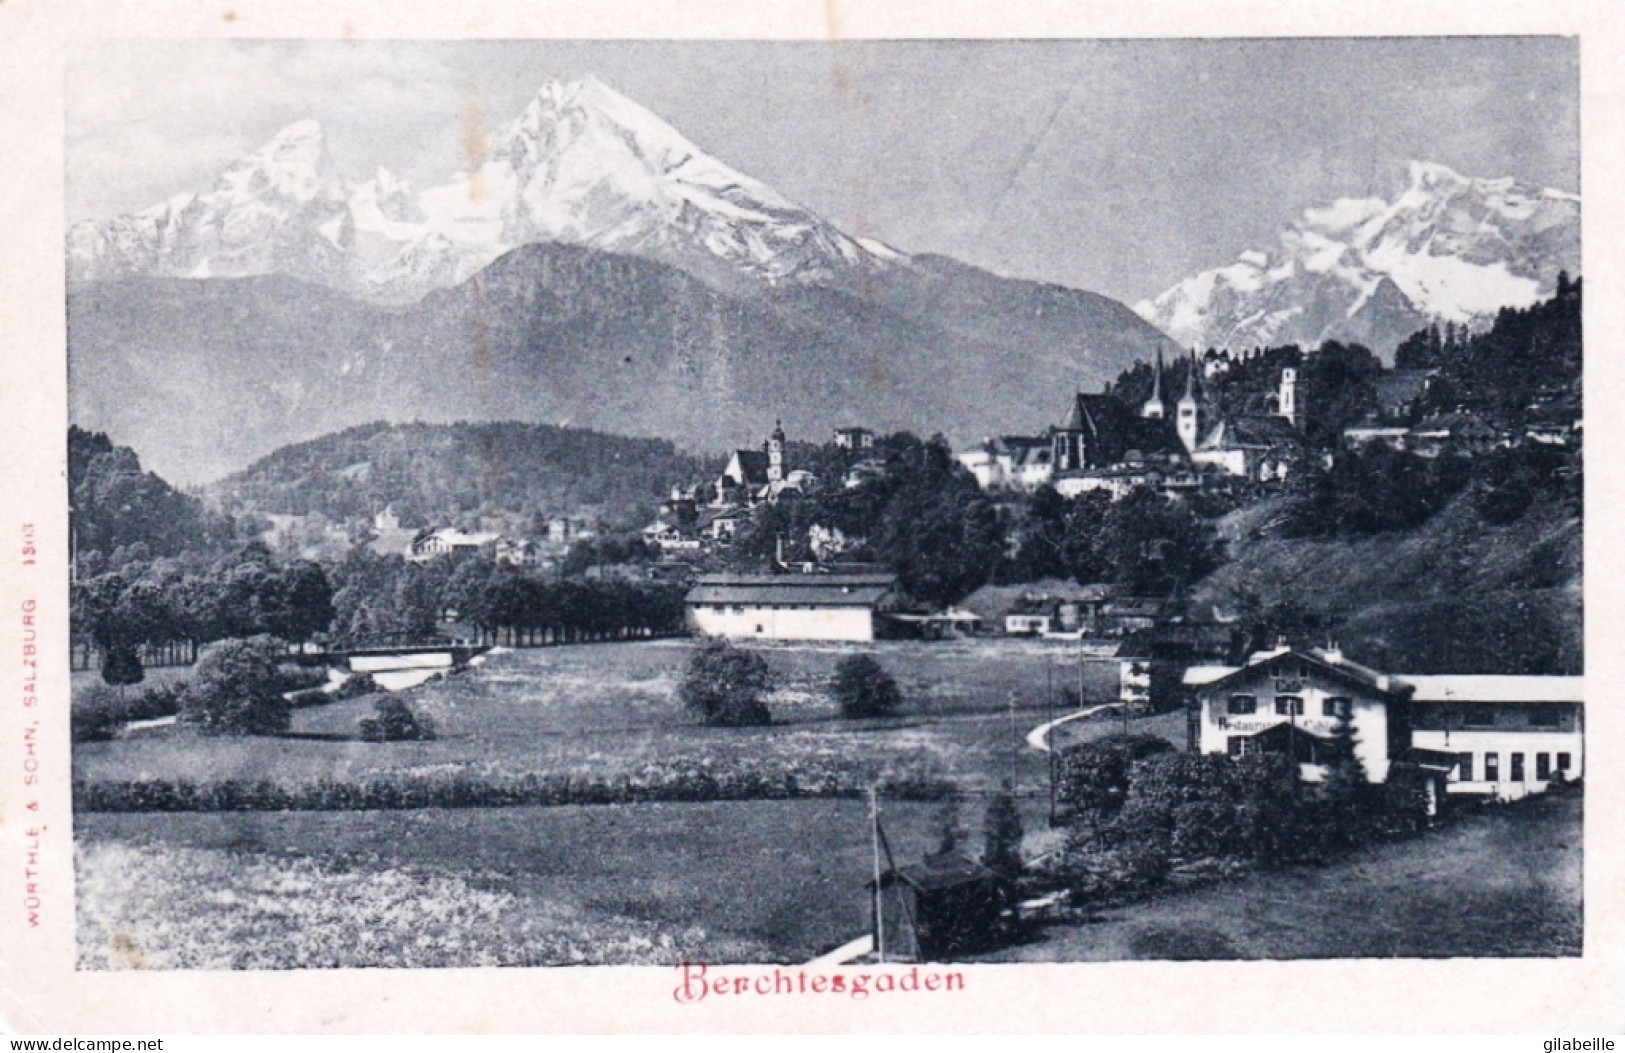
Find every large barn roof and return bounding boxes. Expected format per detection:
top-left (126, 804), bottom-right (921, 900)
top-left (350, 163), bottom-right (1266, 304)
top-left (686, 572), bottom-right (897, 608)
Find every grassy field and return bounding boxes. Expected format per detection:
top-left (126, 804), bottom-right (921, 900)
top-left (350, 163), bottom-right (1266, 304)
top-left (78, 797), bottom-right (963, 967)
top-left (75, 637), bottom-right (1135, 797)
top-left (979, 791), bottom-right (1582, 961)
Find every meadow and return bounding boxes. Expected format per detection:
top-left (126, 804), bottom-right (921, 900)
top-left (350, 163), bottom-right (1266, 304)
top-left (73, 636), bottom-right (1145, 967)
top-left (79, 798), bottom-right (955, 967)
top-left (74, 637), bottom-right (1130, 800)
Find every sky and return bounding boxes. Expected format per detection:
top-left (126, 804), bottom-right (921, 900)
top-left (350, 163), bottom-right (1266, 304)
top-left (65, 38), bottom-right (1579, 306)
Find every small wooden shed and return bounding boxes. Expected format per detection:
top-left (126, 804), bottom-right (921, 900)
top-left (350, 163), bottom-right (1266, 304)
top-left (869, 852), bottom-right (1008, 961)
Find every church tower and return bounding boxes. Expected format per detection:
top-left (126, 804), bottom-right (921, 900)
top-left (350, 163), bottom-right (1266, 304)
top-left (767, 420), bottom-right (786, 483)
top-left (1141, 350), bottom-right (1166, 420)
top-left (1176, 350), bottom-right (1203, 453)
top-left (1277, 368), bottom-right (1300, 429)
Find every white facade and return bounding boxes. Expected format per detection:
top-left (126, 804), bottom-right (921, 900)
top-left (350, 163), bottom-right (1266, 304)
top-left (687, 603), bottom-right (877, 642)
top-left (956, 440), bottom-right (1054, 492)
top-left (1005, 613), bottom-right (1052, 635)
top-left (1120, 657), bottom-right (1151, 706)
top-left (1188, 651), bottom-right (1584, 799)
top-left (1406, 675), bottom-right (1584, 800)
top-left (1191, 446), bottom-right (1250, 478)
top-left (685, 573), bottom-right (897, 643)
top-left (1189, 656), bottom-right (1393, 782)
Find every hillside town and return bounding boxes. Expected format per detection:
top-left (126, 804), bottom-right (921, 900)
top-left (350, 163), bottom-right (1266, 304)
top-left (63, 45), bottom-right (1583, 973)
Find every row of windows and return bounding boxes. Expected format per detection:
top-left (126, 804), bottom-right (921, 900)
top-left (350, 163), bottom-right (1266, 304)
top-left (706, 604), bottom-right (827, 613)
top-left (1457, 751), bottom-right (1572, 782)
top-left (1457, 705), bottom-right (1565, 727)
top-left (1226, 694), bottom-right (1349, 718)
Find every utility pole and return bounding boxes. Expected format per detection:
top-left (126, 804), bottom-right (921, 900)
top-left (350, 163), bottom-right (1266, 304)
top-left (1076, 630), bottom-right (1085, 713)
top-left (1046, 657), bottom-right (1057, 825)
top-left (1008, 691), bottom-right (1020, 791)
top-left (869, 786), bottom-right (885, 963)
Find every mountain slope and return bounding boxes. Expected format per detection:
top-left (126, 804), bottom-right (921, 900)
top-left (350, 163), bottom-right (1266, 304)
top-left (68, 242), bottom-right (1178, 484)
top-left (1137, 162), bottom-right (1580, 358)
top-left (1192, 494), bottom-right (1581, 675)
top-left (69, 77), bottom-right (903, 305)
top-left (208, 420), bottom-right (718, 528)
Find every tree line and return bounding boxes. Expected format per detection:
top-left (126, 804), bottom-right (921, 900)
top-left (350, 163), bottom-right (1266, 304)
top-left (70, 427), bottom-right (237, 568)
top-left (328, 549), bottom-right (687, 646)
top-left (71, 543), bottom-right (334, 673)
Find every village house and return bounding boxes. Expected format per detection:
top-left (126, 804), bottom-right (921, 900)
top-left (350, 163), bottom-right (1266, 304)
top-left (1184, 645), bottom-right (1583, 802)
top-left (834, 425), bottom-right (876, 450)
top-left (1341, 420), bottom-right (1413, 452)
top-left (684, 570), bottom-right (900, 642)
top-left (956, 436), bottom-right (1054, 491)
top-left (1191, 415), bottom-right (1303, 481)
top-left (494, 537), bottom-right (543, 567)
top-left (366, 506), bottom-right (422, 558)
top-left (410, 526), bottom-right (501, 561)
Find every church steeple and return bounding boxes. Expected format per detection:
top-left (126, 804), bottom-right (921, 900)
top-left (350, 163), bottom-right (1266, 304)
top-left (767, 419), bottom-right (786, 483)
top-left (1176, 349), bottom-right (1203, 453)
top-left (1141, 350), bottom-right (1166, 420)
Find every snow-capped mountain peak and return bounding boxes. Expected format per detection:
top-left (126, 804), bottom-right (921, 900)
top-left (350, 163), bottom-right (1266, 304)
top-left (68, 79), bottom-right (905, 302)
top-left (1136, 161), bottom-right (1579, 357)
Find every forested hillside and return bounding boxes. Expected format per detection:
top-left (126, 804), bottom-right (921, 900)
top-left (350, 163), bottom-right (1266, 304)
top-left (1192, 493), bottom-right (1580, 675)
top-left (70, 427), bottom-right (235, 567)
top-left (208, 421), bottom-right (722, 528)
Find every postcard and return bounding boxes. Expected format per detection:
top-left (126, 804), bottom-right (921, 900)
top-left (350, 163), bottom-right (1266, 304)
top-left (1, 0), bottom-right (1620, 1035)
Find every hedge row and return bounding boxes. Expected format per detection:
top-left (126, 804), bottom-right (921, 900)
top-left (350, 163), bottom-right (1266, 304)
top-left (73, 768), bottom-right (961, 813)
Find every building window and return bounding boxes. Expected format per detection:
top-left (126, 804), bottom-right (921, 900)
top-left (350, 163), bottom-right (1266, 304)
top-left (1464, 705), bottom-right (1496, 727)
top-left (1323, 696), bottom-right (1351, 718)
top-left (1458, 753), bottom-right (1474, 782)
top-left (1557, 752), bottom-right (1572, 773)
top-left (1227, 736), bottom-right (1257, 758)
top-left (1485, 752), bottom-right (1500, 782)
top-left (1529, 706), bottom-right (1562, 727)
top-left (755, 624), bottom-right (764, 634)
top-left (1227, 694), bottom-right (1256, 715)
top-left (1510, 753), bottom-right (1525, 781)
top-left (731, 605), bottom-right (745, 614)
top-left (1275, 696), bottom-right (1303, 717)
top-left (1536, 753), bottom-right (1551, 780)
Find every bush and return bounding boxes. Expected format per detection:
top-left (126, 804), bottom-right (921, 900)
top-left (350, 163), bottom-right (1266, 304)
top-left (830, 654), bottom-right (902, 719)
top-left (72, 685), bottom-right (129, 742)
top-left (1054, 831), bottom-right (1171, 903)
top-left (130, 680), bottom-right (188, 721)
top-left (276, 664), bottom-right (330, 694)
top-left (1055, 733), bottom-right (1177, 827)
top-left (359, 696), bottom-right (437, 742)
top-left (101, 643), bottom-right (144, 689)
top-left (678, 639), bottom-right (773, 726)
top-left (179, 636), bottom-right (292, 736)
top-left (334, 671), bottom-right (379, 700)
top-left (72, 681), bottom-right (188, 742)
